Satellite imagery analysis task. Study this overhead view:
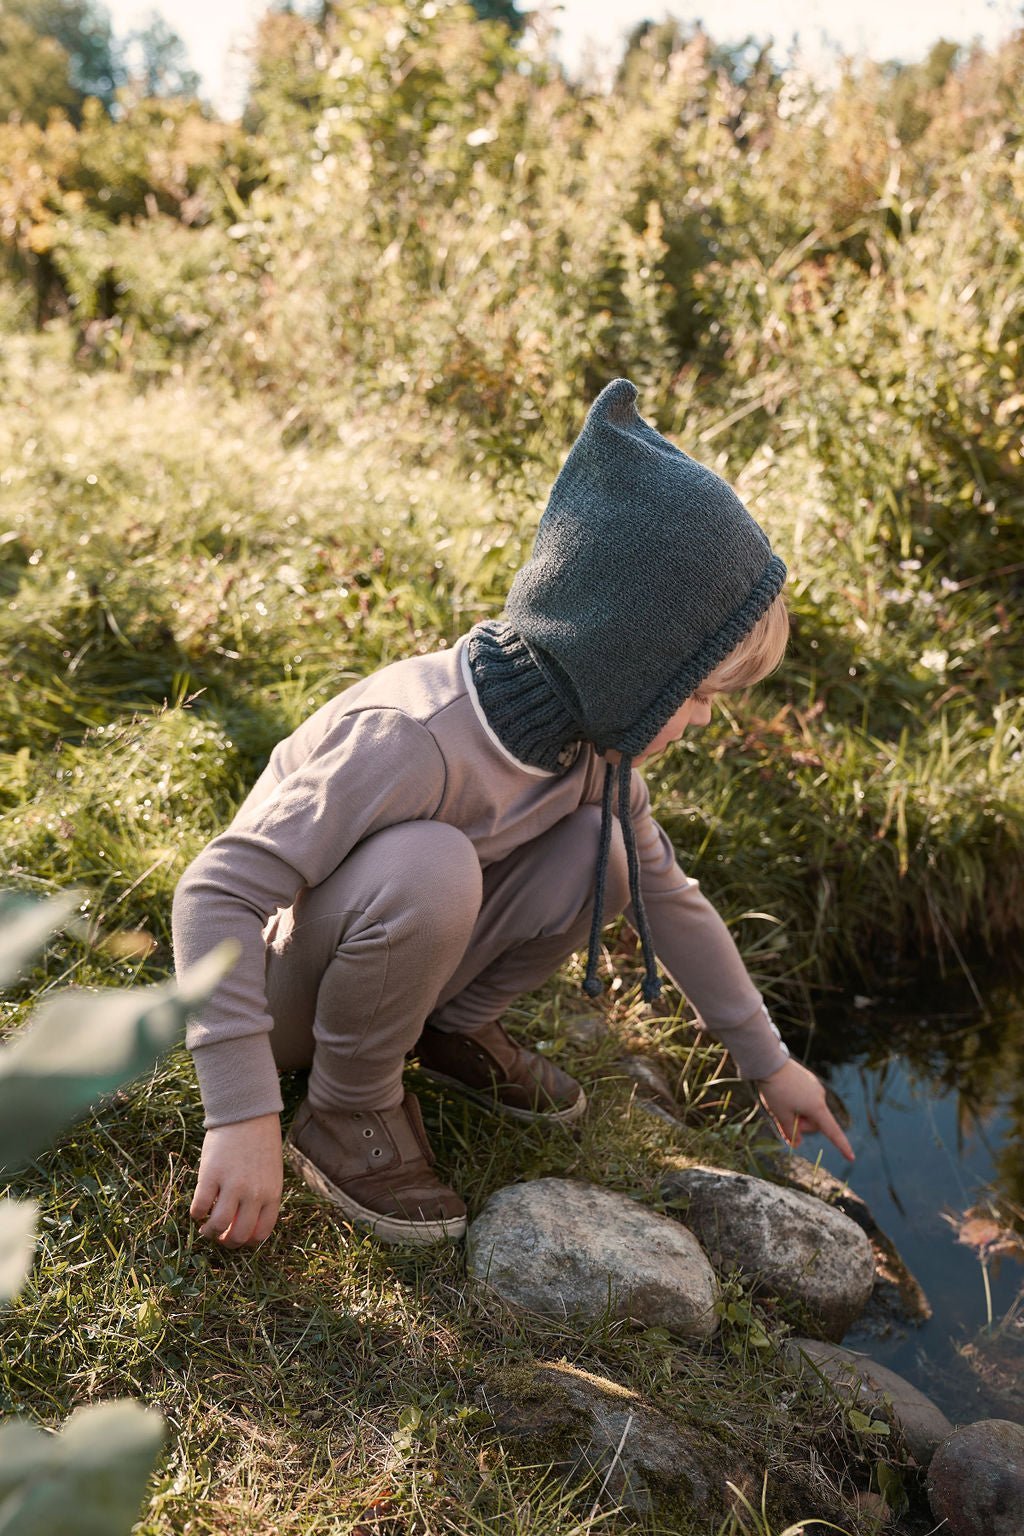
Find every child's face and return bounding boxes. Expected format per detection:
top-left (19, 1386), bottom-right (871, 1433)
top-left (600, 692), bottom-right (714, 766)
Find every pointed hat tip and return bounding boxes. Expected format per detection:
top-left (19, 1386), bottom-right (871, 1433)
top-left (592, 377), bottom-right (639, 423)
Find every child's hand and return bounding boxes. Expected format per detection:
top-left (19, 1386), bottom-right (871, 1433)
top-left (190, 1113), bottom-right (284, 1247)
top-left (756, 1059), bottom-right (854, 1163)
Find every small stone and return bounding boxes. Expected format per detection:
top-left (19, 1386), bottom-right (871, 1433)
top-left (927, 1419), bottom-right (1024, 1536)
top-left (784, 1337), bottom-right (953, 1465)
top-left (613, 1055), bottom-right (679, 1110)
top-left (853, 1490), bottom-right (891, 1525)
top-left (467, 1179), bottom-right (719, 1337)
top-left (661, 1164), bottom-right (875, 1340)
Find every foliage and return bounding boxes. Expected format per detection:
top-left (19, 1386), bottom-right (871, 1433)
top-left (0, 9), bottom-right (81, 125)
top-left (119, 13), bottom-right (202, 101)
top-left (0, 0), bottom-right (122, 119)
top-left (0, 890), bottom-right (236, 1533)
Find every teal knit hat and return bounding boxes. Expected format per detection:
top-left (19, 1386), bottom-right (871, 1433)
top-left (506, 377), bottom-right (786, 756)
top-left (467, 377), bottom-right (786, 1002)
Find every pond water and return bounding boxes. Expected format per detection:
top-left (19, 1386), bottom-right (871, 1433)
top-left (807, 967), bottom-right (1024, 1426)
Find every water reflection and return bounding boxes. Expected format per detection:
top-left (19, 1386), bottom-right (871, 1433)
top-left (806, 969), bottom-right (1024, 1424)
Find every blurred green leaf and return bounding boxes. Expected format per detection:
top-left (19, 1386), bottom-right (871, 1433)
top-left (0, 940), bottom-right (239, 1173)
top-left (0, 891), bottom-right (79, 992)
top-left (0, 1400), bottom-right (165, 1536)
top-left (0, 1198), bottom-right (38, 1304)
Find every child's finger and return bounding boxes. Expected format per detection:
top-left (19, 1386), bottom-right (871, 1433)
top-left (190, 1176), bottom-right (219, 1222)
top-left (813, 1104), bottom-right (855, 1162)
top-left (219, 1197), bottom-right (262, 1247)
top-left (199, 1189), bottom-right (239, 1240)
top-left (767, 1109), bottom-right (801, 1147)
top-left (249, 1203), bottom-right (281, 1245)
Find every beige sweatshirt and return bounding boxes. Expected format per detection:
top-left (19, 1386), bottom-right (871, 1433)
top-left (172, 633), bottom-right (789, 1124)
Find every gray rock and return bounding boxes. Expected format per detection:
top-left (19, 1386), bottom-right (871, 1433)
top-left (466, 1179), bottom-right (719, 1338)
top-left (478, 1360), bottom-right (755, 1524)
top-left (927, 1419), bottom-right (1024, 1536)
top-left (661, 1164), bottom-right (874, 1341)
top-left (758, 1147), bottom-right (931, 1329)
top-left (784, 1337), bottom-right (953, 1465)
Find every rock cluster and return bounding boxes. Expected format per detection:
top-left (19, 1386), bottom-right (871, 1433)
top-left (467, 1168), bottom-right (877, 1344)
top-left (461, 1071), bottom-right (1022, 1536)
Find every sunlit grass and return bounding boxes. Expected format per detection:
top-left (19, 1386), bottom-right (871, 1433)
top-left (2, 313), bottom-right (1020, 1524)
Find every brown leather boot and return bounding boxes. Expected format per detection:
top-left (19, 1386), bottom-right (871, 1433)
top-left (283, 1091), bottom-right (466, 1245)
top-left (415, 1019), bottom-right (586, 1123)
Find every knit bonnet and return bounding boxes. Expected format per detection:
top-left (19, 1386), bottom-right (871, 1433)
top-left (467, 377), bottom-right (786, 1002)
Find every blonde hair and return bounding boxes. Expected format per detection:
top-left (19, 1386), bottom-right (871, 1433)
top-left (698, 592), bottom-right (789, 696)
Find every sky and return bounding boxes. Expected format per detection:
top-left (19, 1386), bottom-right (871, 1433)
top-left (103, 0), bottom-right (1023, 118)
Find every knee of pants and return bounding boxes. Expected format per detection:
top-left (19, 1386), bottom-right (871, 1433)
top-left (358, 818), bottom-right (484, 953)
top-left (564, 804), bottom-right (631, 920)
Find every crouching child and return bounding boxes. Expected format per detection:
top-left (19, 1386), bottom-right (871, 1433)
top-left (172, 378), bottom-right (853, 1250)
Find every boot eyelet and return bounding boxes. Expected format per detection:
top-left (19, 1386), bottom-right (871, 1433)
top-left (362, 1127), bottom-right (374, 1138)
top-left (372, 1148), bottom-right (383, 1158)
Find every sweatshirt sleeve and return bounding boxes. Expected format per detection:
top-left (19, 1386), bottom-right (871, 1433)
top-left (625, 769), bottom-right (790, 1080)
top-left (172, 707), bottom-right (448, 1127)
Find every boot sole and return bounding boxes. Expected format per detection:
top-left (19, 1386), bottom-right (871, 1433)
top-left (417, 1068), bottom-right (588, 1124)
top-left (283, 1137), bottom-right (467, 1246)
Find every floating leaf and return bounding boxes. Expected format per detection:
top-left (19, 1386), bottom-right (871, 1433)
top-left (942, 1202), bottom-right (1024, 1264)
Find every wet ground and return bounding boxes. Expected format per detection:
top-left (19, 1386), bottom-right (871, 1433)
top-left (809, 966), bottom-right (1024, 1425)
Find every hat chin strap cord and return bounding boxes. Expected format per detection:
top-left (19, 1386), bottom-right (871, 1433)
top-left (582, 755), bottom-right (663, 1004)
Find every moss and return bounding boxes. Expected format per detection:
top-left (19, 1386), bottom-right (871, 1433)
top-left (477, 1360), bottom-right (597, 1466)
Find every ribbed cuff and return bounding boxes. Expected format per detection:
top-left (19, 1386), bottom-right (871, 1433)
top-left (191, 1035), bottom-right (285, 1129)
top-left (701, 1003), bottom-right (791, 1081)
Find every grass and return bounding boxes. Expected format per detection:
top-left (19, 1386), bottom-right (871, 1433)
top-left (0, 326), bottom-right (1016, 1532)
top-left (3, 959), bottom-right (891, 1535)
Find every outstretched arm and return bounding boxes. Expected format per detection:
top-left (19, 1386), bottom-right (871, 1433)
top-left (626, 772), bottom-right (790, 1080)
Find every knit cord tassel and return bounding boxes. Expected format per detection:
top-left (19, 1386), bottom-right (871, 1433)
top-left (617, 754), bottom-right (663, 1003)
top-left (582, 760), bottom-right (616, 997)
top-left (581, 756), bottom-right (663, 1004)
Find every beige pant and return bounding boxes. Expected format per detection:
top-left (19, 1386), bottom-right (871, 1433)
top-left (263, 808), bottom-right (630, 1112)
